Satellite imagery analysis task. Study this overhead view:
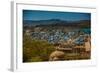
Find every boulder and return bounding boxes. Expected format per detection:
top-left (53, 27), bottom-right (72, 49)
top-left (49, 50), bottom-right (65, 61)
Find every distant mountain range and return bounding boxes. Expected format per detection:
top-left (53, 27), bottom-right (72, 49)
top-left (23, 19), bottom-right (66, 26)
top-left (23, 19), bottom-right (90, 28)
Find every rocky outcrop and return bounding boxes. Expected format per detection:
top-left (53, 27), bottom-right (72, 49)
top-left (49, 50), bottom-right (65, 61)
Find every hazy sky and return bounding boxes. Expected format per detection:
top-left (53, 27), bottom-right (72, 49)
top-left (23, 10), bottom-right (91, 21)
